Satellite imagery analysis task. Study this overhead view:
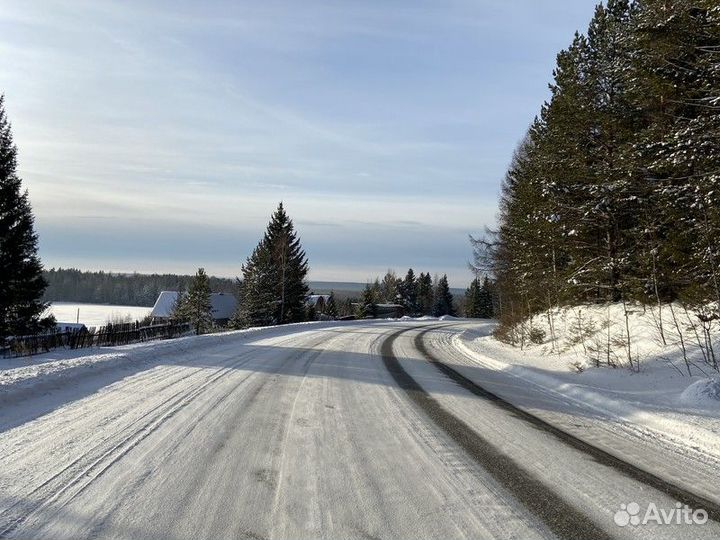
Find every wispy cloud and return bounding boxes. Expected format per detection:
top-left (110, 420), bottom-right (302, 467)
top-left (2, 0), bottom-right (599, 285)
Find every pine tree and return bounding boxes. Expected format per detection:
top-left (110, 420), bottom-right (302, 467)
top-left (174, 268), bottom-right (214, 335)
top-left (481, 0), bottom-right (720, 360)
top-left (630, 0), bottom-right (720, 309)
top-left (0, 96), bottom-right (53, 341)
top-left (432, 275), bottom-right (456, 317)
top-left (488, 1), bottom-right (648, 333)
top-left (233, 203), bottom-right (309, 327)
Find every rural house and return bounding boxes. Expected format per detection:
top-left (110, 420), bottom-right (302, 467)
top-left (150, 291), bottom-right (238, 326)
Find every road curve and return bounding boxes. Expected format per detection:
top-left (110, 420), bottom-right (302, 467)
top-left (0, 321), bottom-right (717, 540)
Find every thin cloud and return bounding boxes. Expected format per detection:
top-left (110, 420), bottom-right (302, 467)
top-left (2, 0), bottom-right (600, 286)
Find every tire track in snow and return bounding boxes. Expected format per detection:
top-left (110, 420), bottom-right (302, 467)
top-left (267, 345), bottom-right (326, 539)
top-left (381, 325), bottom-right (613, 540)
top-left (0, 331), bottom-right (312, 485)
top-left (0, 331), bottom-right (330, 538)
top-left (412, 325), bottom-right (720, 525)
top-left (429, 324), bottom-right (720, 506)
top-left (81, 340), bottom-right (325, 532)
top-left (0, 364), bottom-right (250, 537)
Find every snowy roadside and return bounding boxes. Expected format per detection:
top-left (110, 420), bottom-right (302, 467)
top-left (0, 318), bottom-right (434, 406)
top-left (450, 319), bottom-right (720, 463)
top-left (0, 321), bottom-right (354, 405)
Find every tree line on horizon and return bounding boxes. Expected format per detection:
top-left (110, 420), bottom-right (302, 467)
top-left (475, 1), bottom-right (720, 343)
top-left (43, 268), bottom-right (237, 307)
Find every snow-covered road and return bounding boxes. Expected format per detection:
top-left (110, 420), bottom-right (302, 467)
top-left (1, 321), bottom-right (718, 539)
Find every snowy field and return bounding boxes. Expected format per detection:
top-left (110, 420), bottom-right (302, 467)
top-left (45, 302), bottom-right (152, 327)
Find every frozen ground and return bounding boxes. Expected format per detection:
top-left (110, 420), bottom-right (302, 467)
top-left (0, 320), bottom-right (718, 539)
top-left (45, 302), bottom-right (152, 327)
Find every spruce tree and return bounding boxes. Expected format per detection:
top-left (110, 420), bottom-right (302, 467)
top-left (380, 270), bottom-right (400, 303)
top-left (232, 245), bottom-right (275, 327)
top-left (488, 0), bottom-right (647, 331)
top-left (398, 268), bottom-right (418, 314)
top-left (358, 283), bottom-right (378, 318)
top-left (482, 0), bottom-right (720, 352)
top-left (325, 291), bottom-right (338, 319)
top-left (0, 96), bottom-right (53, 341)
top-left (465, 277), bottom-right (482, 318)
top-left (478, 276), bottom-right (494, 318)
top-left (233, 203), bottom-right (309, 328)
top-left (416, 272), bottom-right (434, 315)
top-left (432, 275), bottom-right (456, 317)
top-left (174, 267), bottom-right (213, 335)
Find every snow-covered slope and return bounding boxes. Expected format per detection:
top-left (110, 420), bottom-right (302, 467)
top-left (452, 306), bottom-right (720, 463)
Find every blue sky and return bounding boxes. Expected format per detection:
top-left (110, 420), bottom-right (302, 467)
top-left (1, 1), bottom-right (599, 286)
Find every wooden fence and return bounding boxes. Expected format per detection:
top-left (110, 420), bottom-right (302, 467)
top-left (2, 321), bottom-right (193, 358)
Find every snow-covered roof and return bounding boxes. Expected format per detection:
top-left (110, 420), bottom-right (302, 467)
top-left (150, 291), bottom-right (180, 318)
top-left (150, 291), bottom-right (237, 320)
top-left (306, 294), bottom-right (330, 307)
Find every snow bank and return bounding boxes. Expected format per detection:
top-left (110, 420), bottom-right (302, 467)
top-left (452, 305), bottom-right (720, 460)
top-left (502, 303), bottom-right (720, 375)
top-left (679, 378), bottom-right (720, 408)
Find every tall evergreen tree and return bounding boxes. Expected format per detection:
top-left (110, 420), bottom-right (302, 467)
top-left (478, 276), bottom-right (494, 318)
top-left (486, 0), bottom-right (657, 332)
top-left (465, 277), bottom-right (482, 318)
top-left (380, 270), bottom-right (400, 303)
top-left (417, 272), bottom-right (434, 315)
top-left (631, 0), bottom-right (720, 309)
top-left (235, 202), bottom-right (309, 326)
top-left (174, 267), bottom-right (213, 335)
top-left (465, 276), bottom-right (493, 318)
top-left (358, 283), bottom-right (379, 318)
top-left (233, 203), bottom-right (309, 328)
top-left (432, 274), bottom-right (456, 317)
top-left (0, 96), bottom-right (53, 341)
top-left (398, 268), bottom-right (418, 314)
